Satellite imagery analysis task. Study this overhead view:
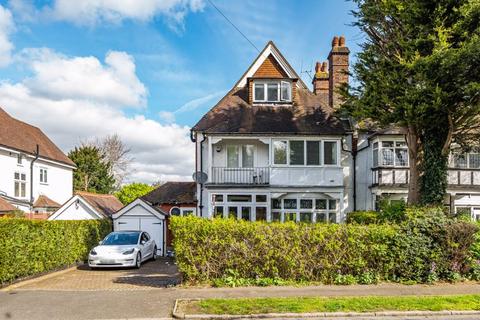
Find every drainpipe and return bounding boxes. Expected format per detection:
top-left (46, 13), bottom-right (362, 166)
top-left (30, 144), bottom-right (40, 211)
top-left (198, 133), bottom-right (207, 217)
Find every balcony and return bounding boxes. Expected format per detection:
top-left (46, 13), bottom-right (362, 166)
top-left (210, 167), bottom-right (270, 185)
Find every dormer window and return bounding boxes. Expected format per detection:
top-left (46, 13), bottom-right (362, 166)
top-left (253, 80), bottom-right (291, 103)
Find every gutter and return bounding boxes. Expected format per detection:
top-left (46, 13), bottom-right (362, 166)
top-left (30, 144), bottom-right (40, 211)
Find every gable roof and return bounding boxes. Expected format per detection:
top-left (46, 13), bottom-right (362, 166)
top-left (142, 182), bottom-right (196, 205)
top-left (75, 191), bottom-right (124, 217)
top-left (0, 197), bottom-right (17, 213)
top-left (0, 107), bottom-right (75, 167)
top-left (33, 195), bottom-right (61, 209)
top-left (112, 198), bottom-right (167, 220)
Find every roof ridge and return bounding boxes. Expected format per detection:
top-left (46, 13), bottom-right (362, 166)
top-left (76, 191), bottom-right (116, 198)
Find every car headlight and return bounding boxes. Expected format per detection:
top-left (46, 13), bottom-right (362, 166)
top-left (90, 249), bottom-right (97, 256)
top-left (122, 248), bottom-right (135, 255)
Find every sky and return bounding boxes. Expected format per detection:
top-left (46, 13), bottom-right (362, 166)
top-left (0, 0), bottom-right (364, 184)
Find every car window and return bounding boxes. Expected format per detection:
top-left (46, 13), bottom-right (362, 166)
top-left (144, 232), bottom-right (150, 241)
top-left (102, 232), bottom-right (140, 245)
top-left (141, 233), bottom-right (148, 243)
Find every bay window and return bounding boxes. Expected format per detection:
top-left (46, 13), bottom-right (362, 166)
top-left (289, 141), bottom-right (304, 165)
top-left (451, 152), bottom-right (480, 169)
top-left (272, 139), bottom-right (339, 166)
top-left (253, 80), bottom-right (292, 103)
top-left (323, 141), bottom-right (338, 165)
top-left (270, 197), bottom-right (338, 223)
top-left (373, 140), bottom-right (408, 167)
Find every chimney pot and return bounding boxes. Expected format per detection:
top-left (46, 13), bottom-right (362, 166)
top-left (339, 36), bottom-right (345, 47)
top-left (332, 36), bottom-right (339, 47)
top-left (321, 61), bottom-right (327, 72)
top-left (315, 62), bottom-right (321, 73)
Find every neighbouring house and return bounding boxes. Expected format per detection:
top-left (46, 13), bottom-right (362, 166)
top-left (0, 196), bottom-right (18, 216)
top-left (355, 126), bottom-right (480, 220)
top-left (191, 38), bottom-right (353, 223)
top-left (0, 107), bottom-right (75, 212)
top-left (112, 181), bottom-right (197, 256)
top-left (48, 191), bottom-right (123, 220)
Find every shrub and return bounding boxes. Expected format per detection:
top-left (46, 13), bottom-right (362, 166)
top-left (346, 211), bottom-right (379, 224)
top-left (0, 218), bottom-right (111, 285)
top-left (171, 215), bottom-right (478, 285)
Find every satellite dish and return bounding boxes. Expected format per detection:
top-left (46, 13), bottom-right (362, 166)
top-left (192, 171), bottom-right (208, 184)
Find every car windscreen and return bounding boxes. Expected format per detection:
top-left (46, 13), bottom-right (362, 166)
top-left (102, 232), bottom-right (140, 245)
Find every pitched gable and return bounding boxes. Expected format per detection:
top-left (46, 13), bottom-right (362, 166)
top-left (253, 54), bottom-right (289, 78)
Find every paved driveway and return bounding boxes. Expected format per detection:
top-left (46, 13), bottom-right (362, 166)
top-left (9, 257), bottom-right (181, 291)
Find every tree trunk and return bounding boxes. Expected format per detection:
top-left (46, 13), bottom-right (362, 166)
top-left (406, 125), bottom-right (421, 205)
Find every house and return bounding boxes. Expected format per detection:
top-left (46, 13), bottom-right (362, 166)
top-left (0, 107), bottom-right (75, 212)
top-left (48, 191), bottom-right (123, 220)
top-left (355, 126), bottom-right (480, 220)
top-left (112, 181), bottom-right (197, 256)
top-left (191, 37), bottom-right (353, 223)
top-left (0, 196), bottom-right (17, 215)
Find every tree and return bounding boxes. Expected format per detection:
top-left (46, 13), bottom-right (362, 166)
top-left (343, 0), bottom-right (480, 205)
top-left (68, 145), bottom-right (116, 194)
top-left (95, 134), bottom-right (133, 189)
top-left (114, 183), bottom-right (156, 205)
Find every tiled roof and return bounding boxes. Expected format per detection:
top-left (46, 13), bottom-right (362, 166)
top-left (192, 87), bottom-right (348, 135)
top-left (76, 191), bottom-right (123, 218)
top-left (0, 197), bottom-right (17, 212)
top-left (33, 195), bottom-right (61, 208)
top-left (0, 107), bottom-right (75, 167)
top-left (142, 182), bottom-right (196, 205)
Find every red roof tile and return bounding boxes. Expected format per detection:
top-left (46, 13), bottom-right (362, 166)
top-left (33, 195), bottom-right (61, 208)
top-left (76, 191), bottom-right (123, 217)
top-left (0, 197), bottom-right (17, 212)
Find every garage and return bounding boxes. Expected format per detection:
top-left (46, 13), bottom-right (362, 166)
top-left (112, 198), bottom-right (167, 256)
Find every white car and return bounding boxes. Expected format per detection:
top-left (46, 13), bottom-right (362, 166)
top-left (88, 231), bottom-right (157, 269)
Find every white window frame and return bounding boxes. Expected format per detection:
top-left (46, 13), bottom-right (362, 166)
top-left (39, 167), bottom-right (48, 184)
top-left (169, 206), bottom-right (196, 216)
top-left (17, 154), bottom-right (23, 166)
top-left (226, 144), bottom-right (255, 168)
top-left (373, 139), bottom-right (409, 167)
top-left (272, 139), bottom-right (340, 167)
top-left (14, 172), bottom-right (27, 198)
top-left (252, 80), bottom-right (292, 103)
top-left (271, 197), bottom-right (338, 223)
top-left (451, 152), bottom-right (480, 169)
top-left (211, 192), bottom-right (270, 221)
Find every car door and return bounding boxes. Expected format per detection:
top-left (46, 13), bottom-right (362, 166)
top-left (139, 232), bottom-right (150, 260)
top-left (144, 232), bottom-right (155, 255)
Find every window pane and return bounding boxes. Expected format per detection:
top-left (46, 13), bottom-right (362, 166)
top-left (228, 207), bottom-right (238, 219)
top-left (227, 195), bottom-right (252, 202)
top-left (182, 210), bottom-right (194, 216)
top-left (254, 83), bottom-right (264, 101)
top-left (381, 148), bottom-right (394, 166)
top-left (21, 174), bottom-right (26, 181)
top-left (396, 141), bottom-right (407, 147)
top-left (256, 195), bottom-right (267, 202)
top-left (306, 141), bottom-right (320, 165)
top-left (267, 83), bottom-right (278, 101)
top-left (382, 141), bottom-right (394, 147)
top-left (469, 154), bottom-right (480, 169)
top-left (329, 199), bottom-right (337, 210)
top-left (300, 212), bottom-right (312, 223)
top-left (242, 145), bottom-right (254, 168)
top-left (315, 199), bottom-right (327, 210)
top-left (395, 149), bottom-right (408, 166)
top-left (21, 183), bottom-right (26, 197)
top-left (241, 207), bottom-right (251, 220)
top-left (214, 194), bottom-right (224, 202)
top-left (317, 212), bottom-right (326, 223)
top-left (213, 206), bottom-right (224, 218)
top-left (273, 141), bottom-right (287, 164)
top-left (284, 212), bottom-right (296, 222)
top-left (290, 141), bottom-right (304, 165)
top-left (284, 199), bottom-right (297, 209)
top-left (300, 199), bottom-right (313, 209)
top-left (14, 172), bottom-right (19, 180)
top-left (14, 182), bottom-right (19, 197)
top-left (281, 81), bottom-right (291, 101)
top-left (255, 207), bottom-right (267, 221)
top-left (227, 146), bottom-right (239, 168)
top-left (272, 199), bottom-right (281, 209)
top-left (373, 149), bottom-right (379, 167)
top-left (170, 208), bottom-right (181, 216)
top-left (44, 170), bottom-right (47, 182)
top-left (328, 212), bottom-right (337, 223)
top-left (272, 212), bottom-right (281, 222)
top-left (324, 141), bottom-right (338, 165)
top-left (454, 154), bottom-right (467, 168)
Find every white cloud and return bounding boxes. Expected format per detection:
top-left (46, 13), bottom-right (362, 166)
top-left (0, 5), bottom-right (14, 67)
top-left (0, 48), bottom-right (194, 183)
top-left (16, 49), bottom-right (147, 108)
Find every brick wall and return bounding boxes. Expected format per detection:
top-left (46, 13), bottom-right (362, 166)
top-left (328, 36), bottom-right (350, 109)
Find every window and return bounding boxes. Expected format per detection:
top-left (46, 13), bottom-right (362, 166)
top-left (242, 145), bottom-right (254, 167)
top-left (241, 207), bottom-right (251, 220)
top-left (40, 168), bottom-right (48, 184)
top-left (452, 153), bottom-right (480, 169)
top-left (253, 81), bottom-right (292, 103)
top-left (289, 141), bottom-right (304, 165)
top-left (324, 141), bottom-right (338, 165)
top-left (227, 194), bottom-right (252, 202)
top-left (256, 195), bottom-right (267, 202)
top-left (284, 199), bottom-right (297, 209)
top-left (170, 207), bottom-right (181, 216)
top-left (272, 198), bottom-right (281, 209)
top-left (227, 145), bottom-right (254, 168)
top-left (273, 140), bottom-right (287, 164)
top-left (300, 199), bottom-right (313, 209)
top-left (256, 207), bottom-right (267, 221)
top-left (374, 140), bottom-right (408, 167)
top-left (306, 141), bottom-right (320, 165)
top-left (228, 207), bottom-right (238, 219)
top-left (213, 206), bottom-right (224, 218)
top-left (469, 154), bottom-right (480, 169)
top-left (14, 172), bottom-right (26, 198)
top-left (214, 194), bottom-right (224, 202)
top-left (227, 145), bottom-right (239, 168)
top-left (182, 209), bottom-right (195, 216)
top-left (270, 197), bottom-right (338, 224)
top-left (272, 212), bottom-right (281, 222)
top-left (170, 207), bottom-right (195, 216)
top-left (300, 212), bottom-right (312, 223)
top-left (17, 154), bottom-right (22, 165)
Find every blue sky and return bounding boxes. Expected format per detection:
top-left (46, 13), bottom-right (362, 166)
top-left (0, 0), bottom-right (363, 183)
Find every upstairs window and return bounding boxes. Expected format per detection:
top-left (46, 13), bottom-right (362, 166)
top-left (227, 145), bottom-right (255, 168)
top-left (40, 168), bottom-right (48, 184)
top-left (373, 140), bottom-right (408, 167)
top-left (273, 139), bottom-right (339, 166)
top-left (452, 153), bottom-right (480, 169)
top-left (253, 80), bottom-right (292, 103)
top-left (14, 172), bottom-right (26, 198)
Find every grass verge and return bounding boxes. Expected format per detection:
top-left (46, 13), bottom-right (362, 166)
top-left (181, 295), bottom-right (480, 315)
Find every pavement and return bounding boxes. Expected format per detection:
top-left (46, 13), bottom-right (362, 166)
top-left (2, 260), bottom-right (480, 320)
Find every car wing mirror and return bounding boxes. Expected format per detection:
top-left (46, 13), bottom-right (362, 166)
top-left (98, 241), bottom-right (103, 245)
top-left (141, 240), bottom-right (146, 245)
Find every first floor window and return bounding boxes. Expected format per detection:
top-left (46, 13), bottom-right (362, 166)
top-left (281, 81), bottom-right (291, 101)
top-left (267, 83), bottom-right (279, 101)
top-left (324, 141), bottom-right (338, 165)
top-left (273, 140), bottom-right (287, 164)
top-left (227, 145), bottom-right (239, 168)
top-left (254, 83), bottom-right (265, 101)
top-left (40, 168), bottom-right (48, 184)
top-left (289, 141), bottom-right (304, 165)
top-left (306, 141), bottom-right (320, 165)
top-left (374, 140), bottom-right (408, 167)
top-left (14, 172), bottom-right (26, 198)
top-left (242, 145), bottom-right (254, 167)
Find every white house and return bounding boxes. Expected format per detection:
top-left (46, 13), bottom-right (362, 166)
top-left (191, 37), bottom-right (354, 223)
top-left (0, 107), bottom-right (75, 213)
top-left (49, 191), bottom-right (123, 220)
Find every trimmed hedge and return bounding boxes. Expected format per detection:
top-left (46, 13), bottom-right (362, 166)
top-left (0, 218), bottom-right (111, 285)
top-left (171, 213), bottom-right (478, 285)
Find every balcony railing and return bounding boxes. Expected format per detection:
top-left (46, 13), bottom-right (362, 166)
top-left (211, 167), bottom-right (270, 185)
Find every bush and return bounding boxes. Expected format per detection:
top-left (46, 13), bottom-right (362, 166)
top-left (346, 211), bottom-right (379, 224)
top-left (0, 218), bottom-right (111, 285)
top-left (171, 214), bottom-right (478, 285)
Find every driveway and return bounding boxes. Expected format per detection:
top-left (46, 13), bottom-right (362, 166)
top-left (7, 257), bottom-right (181, 291)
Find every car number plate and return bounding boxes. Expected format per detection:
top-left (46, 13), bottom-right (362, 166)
top-left (100, 259), bottom-right (116, 264)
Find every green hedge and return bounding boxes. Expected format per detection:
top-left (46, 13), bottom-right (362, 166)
top-left (0, 218), bottom-right (111, 285)
top-left (171, 214), bottom-right (478, 285)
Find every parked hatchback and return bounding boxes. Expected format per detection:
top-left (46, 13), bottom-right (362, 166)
top-left (88, 231), bottom-right (157, 269)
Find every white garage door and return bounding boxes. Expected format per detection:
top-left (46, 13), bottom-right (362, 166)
top-left (115, 217), bottom-right (164, 256)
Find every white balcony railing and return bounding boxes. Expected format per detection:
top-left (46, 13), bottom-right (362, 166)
top-left (210, 167), bottom-right (269, 185)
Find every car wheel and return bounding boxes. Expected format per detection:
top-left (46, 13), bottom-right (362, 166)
top-left (135, 252), bottom-right (142, 269)
top-left (152, 246), bottom-right (158, 261)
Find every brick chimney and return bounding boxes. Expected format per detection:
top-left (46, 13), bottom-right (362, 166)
top-left (328, 35), bottom-right (349, 109)
top-left (312, 61), bottom-right (329, 106)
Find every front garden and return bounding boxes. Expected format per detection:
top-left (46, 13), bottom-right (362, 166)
top-left (171, 205), bottom-right (480, 286)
